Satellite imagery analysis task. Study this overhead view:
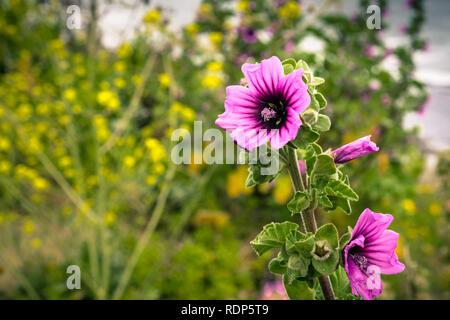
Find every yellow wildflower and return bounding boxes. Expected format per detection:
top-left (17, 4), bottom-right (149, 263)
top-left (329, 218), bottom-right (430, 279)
top-left (104, 212), bottom-right (117, 227)
top-left (273, 175), bottom-right (293, 204)
top-left (143, 9), bottom-right (160, 24)
top-left (31, 238), bottom-right (42, 249)
top-left (124, 155), bottom-right (136, 168)
top-left (23, 220), bottom-right (35, 234)
top-left (0, 160), bottom-right (11, 174)
top-left (226, 166), bottom-right (253, 197)
top-left (158, 73), bottom-right (171, 88)
top-left (206, 61), bottom-right (223, 71)
top-left (402, 199), bottom-right (416, 215)
top-left (146, 174), bottom-right (157, 186)
top-left (237, 0), bottom-right (250, 12)
top-left (199, 3), bottom-right (213, 16)
top-left (279, 1), bottom-right (302, 19)
top-left (114, 77), bottom-right (126, 88)
top-left (118, 42), bottom-right (132, 58)
top-left (186, 23), bottom-right (199, 35)
top-left (32, 177), bottom-right (49, 190)
top-left (194, 210), bottom-right (229, 229)
top-left (429, 202), bottom-right (442, 216)
top-left (114, 61), bottom-right (126, 73)
top-left (63, 88), bottom-right (77, 102)
top-left (209, 32), bottom-right (223, 46)
top-left (201, 74), bottom-right (222, 89)
top-left (0, 136), bottom-right (10, 151)
top-left (72, 104), bottom-right (82, 114)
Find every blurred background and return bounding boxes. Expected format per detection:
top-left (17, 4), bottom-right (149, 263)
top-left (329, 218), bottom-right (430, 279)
top-left (0, 0), bottom-right (448, 299)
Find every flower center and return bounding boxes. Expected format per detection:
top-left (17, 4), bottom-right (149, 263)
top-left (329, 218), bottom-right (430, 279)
top-left (351, 253), bottom-right (368, 272)
top-left (261, 107), bottom-right (277, 122)
top-left (259, 101), bottom-right (286, 129)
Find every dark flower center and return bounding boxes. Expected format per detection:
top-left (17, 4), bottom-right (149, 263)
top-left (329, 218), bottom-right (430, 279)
top-left (350, 252), bottom-right (368, 272)
top-left (259, 99), bottom-right (287, 129)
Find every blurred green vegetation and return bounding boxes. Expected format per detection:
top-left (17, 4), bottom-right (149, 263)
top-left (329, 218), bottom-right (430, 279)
top-left (0, 0), bottom-right (448, 300)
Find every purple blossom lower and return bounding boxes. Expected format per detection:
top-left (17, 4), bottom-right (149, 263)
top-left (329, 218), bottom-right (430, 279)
top-left (216, 56), bottom-right (311, 150)
top-left (331, 135), bottom-right (379, 164)
top-left (344, 208), bottom-right (405, 300)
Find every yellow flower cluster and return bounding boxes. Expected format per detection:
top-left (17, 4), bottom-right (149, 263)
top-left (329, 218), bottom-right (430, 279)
top-left (278, 1), bottom-right (302, 19)
top-left (202, 61), bottom-right (224, 90)
top-left (97, 90), bottom-right (120, 110)
top-left (226, 166), bottom-right (253, 197)
top-left (158, 73), bottom-right (171, 88)
top-left (93, 115), bottom-right (111, 143)
top-left (144, 138), bottom-right (167, 185)
top-left (14, 164), bottom-right (49, 191)
top-left (194, 210), bottom-right (229, 230)
top-left (143, 9), bottom-right (160, 24)
top-left (169, 101), bottom-right (196, 123)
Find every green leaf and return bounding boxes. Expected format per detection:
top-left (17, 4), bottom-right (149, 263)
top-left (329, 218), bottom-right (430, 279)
top-left (308, 95), bottom-right (320, 112)
top-left (302, 109), bottom-right (318, 125)
top-left (312, 154), bottom-right (337, 176)
top-left (318, 194), bottom-right (333, 208)
top-left (250, 222), bottom-right (299, 256)
top-left (246, 161), bottom-right (279, 187)
top-left (330, 266), bottom-right (352, 300)
top-left (286, 254), bottom-right (310, 281)
top-left (314, 114), bottom-right (331, 131)
top-left (296, 59), bottom-right (310, 72)
top-left (325, 180), bottom-right (359, 201)
top-left (291, 125), bottom-right (320, 149)
top-left (312, 250), bottom-right (339, 275)
top-left (339, 226), bottom-right (353, 249)
top-left (287, 191), bottom-right (311, 213)
top-left (283, 275), bottom-right (315, 300)
top-left (315, 93), bottom-right (327, 109)
top-left (329, 196), bottom-right (352, 214)
top-left (283, 63), bottom-right (294, 75)
top-left (315, 223), bottom-right (339, 249)
top-left (268, 255), bottom-right (287, 275)
top-left (309, 76), bottom-right (325, 86)
top-left (291, 235), bottom-right (315, 259)
top-left (282, 58), bottom-right (297, 68)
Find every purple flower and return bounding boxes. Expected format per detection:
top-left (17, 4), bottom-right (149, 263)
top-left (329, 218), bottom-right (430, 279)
top-left (240, 27), bottom-right (258, 43)
top-left (260, 280), bottom-right (289, 300)
top-left (216, 56), bottom-right (310, 150)
top-left (364, 45), bottom-right (375, 58)
top-left (331, 135), bottom-right (379, 164)
top-left (344, 209), bottom-right (405, 300)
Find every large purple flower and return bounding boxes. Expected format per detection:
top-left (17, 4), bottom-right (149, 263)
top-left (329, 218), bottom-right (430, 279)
top-left (331, 135), bottom-right (379, 164)
top-left (344, 208), bottom-right (405, 300)
top-left (216, 56), bottom-right (310, 150)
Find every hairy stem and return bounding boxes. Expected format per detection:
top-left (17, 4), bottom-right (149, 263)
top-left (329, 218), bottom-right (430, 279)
top-left (285, 146), bottom-right (335, 300)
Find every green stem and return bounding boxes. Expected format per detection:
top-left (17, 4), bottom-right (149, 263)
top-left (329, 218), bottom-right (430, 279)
top-left (284, 146), bottom-right (335, 300)
top-left (112, 164), bottom-right (176, 299)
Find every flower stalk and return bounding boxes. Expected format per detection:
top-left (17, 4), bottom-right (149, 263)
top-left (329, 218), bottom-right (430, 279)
top-left (284, 146), bottom-right (336, 300)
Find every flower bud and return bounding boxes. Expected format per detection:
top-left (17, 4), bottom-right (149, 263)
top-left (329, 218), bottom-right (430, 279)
top-left (331, 135), bottom-right (379, 164)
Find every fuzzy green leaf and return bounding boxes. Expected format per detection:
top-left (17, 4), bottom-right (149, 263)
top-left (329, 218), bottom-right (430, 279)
top-left (315, 223), bottom-right (339, 249)
top-left (250, 222), bottom-right (299, 256)
top-left (291, 125), bottom-right (320, 149)
top-left (315, 93), bottom-right (327, 109)
top-left (283, 275), bottom-right (315, 300)
top-left (325, 180), bottom-right (359, 201)
top-left (287, 191), bottom-right (311, 213)
top-left (314, 114), bottom-right (331, 131)
top-left (312, 250), bottom-right (339, 275)
top-left (312, 154), bottom-right (337, 176)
